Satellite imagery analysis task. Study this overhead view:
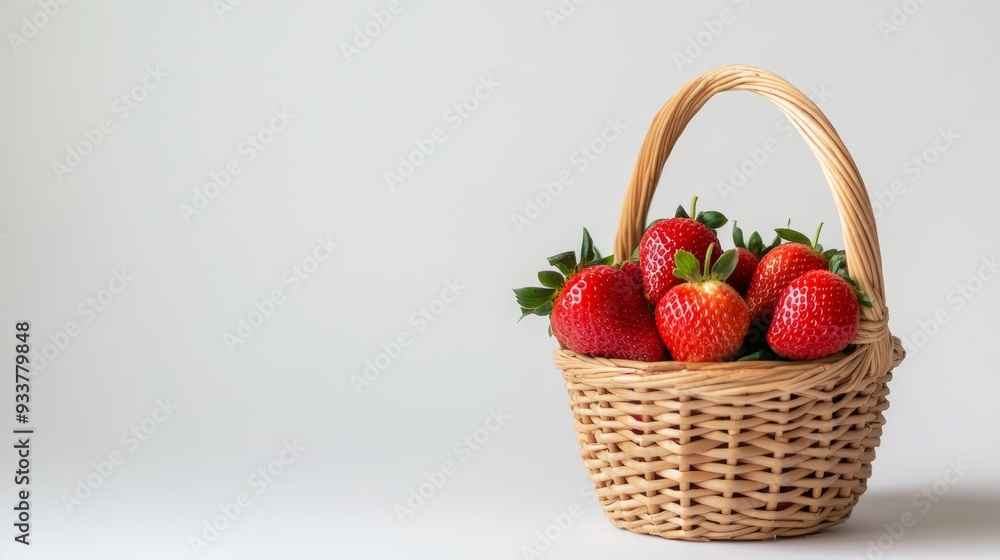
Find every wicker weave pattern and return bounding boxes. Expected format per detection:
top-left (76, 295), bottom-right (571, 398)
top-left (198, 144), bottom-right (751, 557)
top-left (557, 65), bottom-right (905, 541)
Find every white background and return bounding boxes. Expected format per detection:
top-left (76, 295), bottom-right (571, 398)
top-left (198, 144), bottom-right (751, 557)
top-left (2, 1), bottom-right (999, 559)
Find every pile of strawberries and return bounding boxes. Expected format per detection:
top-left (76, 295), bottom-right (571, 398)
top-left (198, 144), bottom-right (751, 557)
top-left (514, 198), bottom-right (871, 363)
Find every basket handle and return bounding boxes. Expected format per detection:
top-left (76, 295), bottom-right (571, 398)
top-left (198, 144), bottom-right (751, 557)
top-left (614, 65), bottom-right (888, 325)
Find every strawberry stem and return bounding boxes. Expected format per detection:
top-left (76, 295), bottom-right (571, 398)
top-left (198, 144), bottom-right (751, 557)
top-left (703, 243), bottom-right (714, 277)
top-left (812, 222), bottom-right (824, 250)
top-left (690, 196), bottom-right (698, 219)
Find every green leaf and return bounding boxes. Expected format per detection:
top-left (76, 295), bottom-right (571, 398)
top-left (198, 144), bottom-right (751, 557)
top-left (547, 324), bottom-right (553, 337)
top-left (513, 287), bottom-right (556, 309)
top-left (672, 250), bottom-right (701, 281)
top-left (857, 291), bottom-right (873, 308)
top-left (738, 348), bottom-right (778, 361)
top-left (774, 228), bottom-right (812, 246)
top-left (829, 252), bottom-right (846, 274)
top-left (711, 249), bottom-right (739, 280)
top-left (674, 205), bottom-right (689, 219)
top-left (517, 297), bottom-right (554, 321)
top-left (748, 232), bottom-right (764, 257)
top-left (547, 251), bottom-right (577, 276)
top-left (823, 248), bottom-right (842, 260)
top-left (766, 232), bottom-right (781, 252)
top-left (580, 228), bottom-right (596, 267)
top-left (732, 221), bottom-right (746, 249)
top-left (535, 301), bottom-right (554, 316)
top-left (537, 270), bottom-right (564, 289)
top-left (598, 255), bottom-right (615, 266)
top-left (838, 268), bottom-right (858, 287)
top-left (696, 210), bottom-right (728, 230)
top-left (630, 246), bottom-right (639, 261)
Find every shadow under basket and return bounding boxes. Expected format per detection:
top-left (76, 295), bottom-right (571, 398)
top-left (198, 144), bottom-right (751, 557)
top-left (555, 65), bottom-right (906, 541)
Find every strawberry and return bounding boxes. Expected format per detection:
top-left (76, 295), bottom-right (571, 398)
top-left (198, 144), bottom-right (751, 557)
top-left (514, 228), bottom-right (666, 362)
top-left (766, 268), bottom-right (871, 360)
top-left (620, 260), bottom-right (644, 290)
top-left (730, 250), bottom-right (758, 299)
top-left (655, 245), bottom-right (749, 362)
top-left (726, 221), bottom-right (780, 297)
top-left (745, 223), bottom-right (832, 324)
top-left (639, 197), bottom-right (726, 305)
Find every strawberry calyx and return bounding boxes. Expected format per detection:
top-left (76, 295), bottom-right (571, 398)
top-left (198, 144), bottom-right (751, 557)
top-left (513, 227), bottom-right (613, 323)
top-left (774, 222), bottom-right (847, 265)
top-left (732, 221), bottom-right (780, 260)
top-left (672, 244), bottom-right (739, 284)
top-left (774, 222), bottom-right (826, 252)
top-left (672, 196), bottom-right (728, 231)
top-left (645, 196), bottom-right (728, 233)
top-left (773, 221), bottom-right (850, 265)
top-left (828, 254), bottom-right (874, 308)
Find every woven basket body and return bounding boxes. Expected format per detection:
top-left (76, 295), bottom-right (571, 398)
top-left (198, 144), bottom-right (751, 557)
top-left (557, 65), bottom-right (905, 541)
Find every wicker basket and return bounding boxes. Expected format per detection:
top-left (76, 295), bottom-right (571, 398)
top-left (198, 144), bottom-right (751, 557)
top-left (555, 65), bottom-right (906, 541)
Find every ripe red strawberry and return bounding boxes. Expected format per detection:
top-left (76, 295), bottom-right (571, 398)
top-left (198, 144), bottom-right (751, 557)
top-left (726, 221), bottom-right (780, 297)
top-left (655, 245), bottom-right (749, 362)
top-left (639, 198), bottom-right (726, 305)
top-left (729, 250), bottom-right (758, 298)
top-left (745, 224), bottom-right (831, 323)
top-left (620, 260), bottom-right (644, 290)
top-left (514, 229), bottom-right (665, 362)
top-left (767, 269), bottom-right (867, 360)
